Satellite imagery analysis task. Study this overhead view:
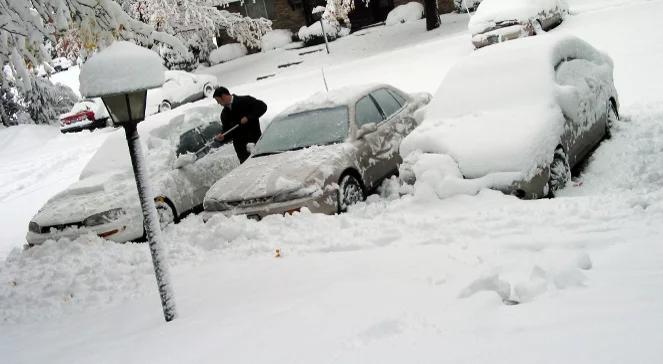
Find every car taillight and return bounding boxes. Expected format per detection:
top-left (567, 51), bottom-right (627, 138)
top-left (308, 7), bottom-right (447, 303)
top-left (85, 111), bottom-right (95, 120)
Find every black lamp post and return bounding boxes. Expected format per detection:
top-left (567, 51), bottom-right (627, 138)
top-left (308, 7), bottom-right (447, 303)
top-left (102, 89), bottom-right (177, 322)
top-left (80, 42), bottom-right (177, 322)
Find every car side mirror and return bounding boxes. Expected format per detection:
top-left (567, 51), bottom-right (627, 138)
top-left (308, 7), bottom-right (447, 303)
top-left (247, 143), bottom-right (256, 155)
top-left (174, 153), bottom-right (196, 169)
top-left (356, 123), bottom-right (378, 139)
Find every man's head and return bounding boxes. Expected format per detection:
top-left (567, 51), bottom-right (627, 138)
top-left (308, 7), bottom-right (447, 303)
top-left (213, 87), bottom-right (232, 107)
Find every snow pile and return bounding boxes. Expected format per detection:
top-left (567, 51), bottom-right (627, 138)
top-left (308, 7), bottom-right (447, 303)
top-left (79, 41), bottom-right (166, 97)
top-left (400, 34), bottom-right (614, 182)
top-left (298, 21), bottom-right (349, 45)
top-left (469, 0), bottom-right (569, 34)
top-left (210, 44), bottom-right (248, 65)
top-left (454, 0), bottom-right (483, 12)
top-left (261, 30), bottom-right (293, 51)
top-left (386, 2), bottom-right (424, 26)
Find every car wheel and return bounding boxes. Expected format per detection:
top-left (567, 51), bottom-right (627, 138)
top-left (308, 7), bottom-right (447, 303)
top-left (203, 83), bottom-right (214, 98)
top-left (605, 102), bottom-right (619, 139)
top-left (547, 147), bottom-right (570, 197)
top-left (159, 100), bottom-right (172, 113)
top-left (338, 174), bottom-right (365, 213)
top-left (155, 199), bottom-right (176, 228)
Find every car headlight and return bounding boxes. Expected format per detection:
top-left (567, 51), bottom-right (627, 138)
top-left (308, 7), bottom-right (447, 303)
top-left (84, 208), bottom-right (125, 227)
top-left (29, 221), bottom-right (41, 233)
top-left (273, 186), bottom-right (318, 203)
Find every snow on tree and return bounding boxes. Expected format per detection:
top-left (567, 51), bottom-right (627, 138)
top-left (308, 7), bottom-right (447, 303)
top-left (121, 0), bottom-right (272, 69)
top-left (24, 77), bottom-right (78, 125)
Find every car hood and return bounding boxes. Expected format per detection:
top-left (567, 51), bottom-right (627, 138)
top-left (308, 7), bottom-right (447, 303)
top-left (31, 172), bottom-right (143, 227)
top-left (205, 144), bottom-right (351, 203)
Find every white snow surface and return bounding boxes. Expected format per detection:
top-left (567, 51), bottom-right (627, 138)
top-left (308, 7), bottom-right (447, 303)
top-left (385, 2), bottom-right (424, 26)
top-left (400, 34), bottom-right (614, 180)
top-left (469, 0), bottom-right (569, 34)
top-left (3, 1), bottom-right (663, 363)
top-left (209, 43), bottom-right (248, 65)
top-left (261, 29), bottom-right (293, 51)
top-left (79, 41), bottom-right (166, 97)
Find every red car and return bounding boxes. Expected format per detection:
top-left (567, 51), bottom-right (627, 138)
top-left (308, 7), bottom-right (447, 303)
top-left (60, 98), bottom-right (111, 133)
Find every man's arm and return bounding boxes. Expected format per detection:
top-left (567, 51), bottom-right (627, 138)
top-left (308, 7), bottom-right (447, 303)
top-left (216, 111), bottom-right (235, 142)
top-left (244, 96), bottom-right (268, 123)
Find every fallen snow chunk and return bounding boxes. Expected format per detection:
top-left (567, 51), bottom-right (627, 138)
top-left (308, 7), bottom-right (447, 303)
top-left (80, 41), bottom-right (165, 97)
top-left (459, 273), bottom-right (512, 302)
top-left (386, 2), bottom-right (424, 26)
top-left (553, 267), bottom-right (587, 289)
top-left (261, 30), bottom-right (293, 51)
top-left (210, 44), bottom-right (248, 65)
top-left (576, 252), bottom-right (593, 270)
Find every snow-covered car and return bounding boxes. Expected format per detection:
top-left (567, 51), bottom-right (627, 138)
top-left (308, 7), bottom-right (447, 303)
top-left (59, 98), bottom-right (111, 133)
top-left (399, 35), bottom-right (619, 199)
top-left (157, 71), bottom-right (220, 113)
top-left (203, 84), bottom-right (431, 219)
top-left (468, 0), bottom-right (568, 49)
top-left (26, 106), bottom-right (240, 246)
top-left (52, 57), bottom-right (73, 72)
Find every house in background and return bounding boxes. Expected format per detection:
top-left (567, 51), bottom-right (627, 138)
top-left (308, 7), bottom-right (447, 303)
top-left (217, 0), bottom-right (455, 47)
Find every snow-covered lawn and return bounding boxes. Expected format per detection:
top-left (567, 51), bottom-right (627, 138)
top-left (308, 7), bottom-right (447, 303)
top-left (2, 0), bottom-right (663, 362)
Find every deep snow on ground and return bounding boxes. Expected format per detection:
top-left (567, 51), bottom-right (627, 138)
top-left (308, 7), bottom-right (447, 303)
top-left (3, 0), bottom-right (663, 363)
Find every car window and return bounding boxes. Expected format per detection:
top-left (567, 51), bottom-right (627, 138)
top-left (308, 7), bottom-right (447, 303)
top-left (201, 122), bottom-right (223, 141)
top-left (355, 96), bottom-right (384, 127)
top-left (176, 129), bottom-right (206, 157)
top-left (388, 89), bottom-right (407, 106)
top-left (371, 89), bottom-right (402, 118)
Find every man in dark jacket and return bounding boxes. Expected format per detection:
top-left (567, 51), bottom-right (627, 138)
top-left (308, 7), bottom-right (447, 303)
top-left (213, 87), bottom-right (267, 163)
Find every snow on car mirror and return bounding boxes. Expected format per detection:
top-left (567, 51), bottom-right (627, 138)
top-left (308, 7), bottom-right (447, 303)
top-left (174, 153), bottom-right (196, 169)
top-left (247, 143), bottom-right (256, 155)
top-left (357, 123), bottom-right (378, 139)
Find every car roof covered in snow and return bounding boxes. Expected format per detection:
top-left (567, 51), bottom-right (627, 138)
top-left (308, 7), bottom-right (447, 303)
top-left (276, 83), bottom-right (398, 117)
top-left (468, 0), bottom-right (569, 34)
top-left (400, 34), bottom-right (614, 180)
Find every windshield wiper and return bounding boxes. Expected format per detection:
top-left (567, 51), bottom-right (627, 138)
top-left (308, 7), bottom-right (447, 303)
top-left (252, 151), bottom-right (285, 157)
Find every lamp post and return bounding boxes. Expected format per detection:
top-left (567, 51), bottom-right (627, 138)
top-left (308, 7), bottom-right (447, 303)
top-left (79, 42), bottom-right (177, 322)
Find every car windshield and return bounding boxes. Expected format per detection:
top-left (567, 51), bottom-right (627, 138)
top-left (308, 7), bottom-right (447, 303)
top-left (254, 106), bottom-right (349, 156)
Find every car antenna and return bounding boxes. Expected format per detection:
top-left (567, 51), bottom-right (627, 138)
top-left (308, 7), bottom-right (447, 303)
top-left (321, 66), bottom-right (329, 92)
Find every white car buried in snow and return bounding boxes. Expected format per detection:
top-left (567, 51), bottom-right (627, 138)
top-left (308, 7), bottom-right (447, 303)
top-left (399, 34), bottom-right (619, 199)
top-left (469, 0), bottom-right (568, 49)
top-left (59, 98), bottom-right (111, 133)
top-left (27, 106), bottom-right (240, 246)
top-left (155, 71), bottom-right (220, 113)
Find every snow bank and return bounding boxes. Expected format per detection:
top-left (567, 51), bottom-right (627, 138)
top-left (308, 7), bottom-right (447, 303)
top-left (261, 30), bottom-right (293, 52)
top-left (386, 2), bottom-right (424, 26)
top-left (80, 41), bottom-right (165, 97)
top-left (210, 44), bottom-right (248, 65)
top-left (400, 34), bottom-right (614, 181)
top-left (469, 0), bottom-right (569, 34)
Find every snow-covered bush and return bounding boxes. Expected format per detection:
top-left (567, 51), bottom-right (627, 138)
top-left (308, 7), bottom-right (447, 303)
top-left (386, 2), bottom-right (424, 26)
top-left (210, 44), bottom-right (249, 65)
top-left (261, 30), bottom-right (294, 52)
top-left (298, 21), bottom-right (349, 47)
top-left (454, 0), bottom-right (483, 12)
top-left (25, 78), bottom-right (79, 125)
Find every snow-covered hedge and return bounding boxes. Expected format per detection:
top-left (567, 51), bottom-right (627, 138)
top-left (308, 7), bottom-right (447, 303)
top-left (385, 2), bottom-right (424, 26)
top-left (210, 44), bottom-right (248, 65)
top-left (261, 30), bottom-right (293, 52)
top-left (298, 21), bottom-right (349, 47)
top-left (454, 0), bottom-right (483, 12)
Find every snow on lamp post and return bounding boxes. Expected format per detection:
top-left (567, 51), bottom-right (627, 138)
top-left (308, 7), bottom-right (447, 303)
top-left (79, 41), bottom-right (177, 322)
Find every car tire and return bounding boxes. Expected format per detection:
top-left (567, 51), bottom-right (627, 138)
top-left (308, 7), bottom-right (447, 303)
top-left (155, 198), bottom-right (176, 228)
top-left (159, 100), bottom-right (172, 113)
top-left (547, 146), bottom-right (570, 197)
top-left (338, 174), bottom-right (365, 213)
top-left (605, 102), bottom-right (619, 139)
top-left (203, 83), bottom-right (214, 98)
